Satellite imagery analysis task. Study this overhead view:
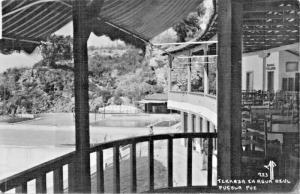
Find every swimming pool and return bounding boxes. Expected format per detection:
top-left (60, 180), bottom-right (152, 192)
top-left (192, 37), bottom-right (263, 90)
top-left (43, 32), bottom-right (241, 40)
top-left (92, 119), bottom-right (152, 127)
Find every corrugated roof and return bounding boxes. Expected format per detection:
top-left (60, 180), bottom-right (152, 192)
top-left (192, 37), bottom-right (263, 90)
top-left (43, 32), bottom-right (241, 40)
top-left (1, 0), bottom-right (203, 54)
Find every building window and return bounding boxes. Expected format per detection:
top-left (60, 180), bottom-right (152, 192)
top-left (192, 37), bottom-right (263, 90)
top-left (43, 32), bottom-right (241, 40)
top-left (282, 78), bottom-right (288, 91)
top-left (282, 77), bottom-right (295, 91)
top-left (286, 62), bottom-right (299, 72)
top-left (288, 78), bottom-right (295, 91)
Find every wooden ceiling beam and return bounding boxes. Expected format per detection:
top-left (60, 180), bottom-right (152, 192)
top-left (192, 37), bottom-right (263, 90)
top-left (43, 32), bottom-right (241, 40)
top-left (286, 50), bottom-right (299, 56)
top-left (243, 0), bottom-right (297, 3)
top-left (244, 41), bottom-right (298, 45)
top-left (243, 3), bottom-right (299, 13)
top-left (244, 11), bottom-right (299, 18)
top-left (243, 34), bottom-right (299, 37)
top-left (243, 20), bottom-right (299, 25)
top-left (243, 28), bottom-right (298, 31)
top-left (243, 18), bottom-right (291, 21)
top-left (243, 37), bottom-right (299, 41)
top-left (243, 25), bottom-right (299, 30)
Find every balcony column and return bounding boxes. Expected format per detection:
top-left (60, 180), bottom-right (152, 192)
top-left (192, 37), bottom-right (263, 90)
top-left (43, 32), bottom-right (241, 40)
top-left (187, 58), bottom-right (192, 92)
top-left (195, 116), bottom-right (201, 152)
top-left (210, 122), bottom-right (215, 133)
top-left (187, 113), bottom-right (193, 132)
top-left (72, 1), bottom-right (92, 192)
top-left (195, 116), bottom-right (201, 132)
top-left (168, 55), bottom-right (173, 92)
top-left (203, 46), bottom-right (209, 94)
top-left (180, 111), bottom-right (185, 133)
top-left (217, 0), bottom-right (242, 180)
top-left (202, 118), bottom-right (208, 133)
top-left (259, 52), bottom-right (269, 91)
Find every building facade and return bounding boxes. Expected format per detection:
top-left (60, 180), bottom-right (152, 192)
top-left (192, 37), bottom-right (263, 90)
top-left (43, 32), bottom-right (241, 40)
top-left (243, 45), bottom-right (300, 92)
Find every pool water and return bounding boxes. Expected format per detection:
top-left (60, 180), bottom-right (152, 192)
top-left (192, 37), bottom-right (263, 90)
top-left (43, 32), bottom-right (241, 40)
top-left (92, 119), bottom-right (152, 127)
top-left (153, 120), bottom-right (180, 127)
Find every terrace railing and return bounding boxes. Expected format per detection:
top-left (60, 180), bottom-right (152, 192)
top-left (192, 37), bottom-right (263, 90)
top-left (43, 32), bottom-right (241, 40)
top-left (169, 91), bottom-right (217, 99)
top-left (168, 91), bottom-right (217, 121)
top-left (0, 133), bottom-right (217, 193)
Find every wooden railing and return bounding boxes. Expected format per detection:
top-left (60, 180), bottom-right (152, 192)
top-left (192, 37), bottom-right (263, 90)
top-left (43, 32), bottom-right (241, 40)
top-left (0, 152), bottom-right (75, 193)
top-left (0, 133), bottom-right (217, 193)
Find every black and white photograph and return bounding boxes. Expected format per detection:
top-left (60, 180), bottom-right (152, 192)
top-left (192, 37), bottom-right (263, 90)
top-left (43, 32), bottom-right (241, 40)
top-left (0, 0), bottom-right (299, 193)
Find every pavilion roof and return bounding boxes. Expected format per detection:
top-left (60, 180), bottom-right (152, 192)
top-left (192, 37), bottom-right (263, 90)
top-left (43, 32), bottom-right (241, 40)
top-left (167, 0), bottom-right (300, 54)
top-left (0, 0), bottom-right (203, 54)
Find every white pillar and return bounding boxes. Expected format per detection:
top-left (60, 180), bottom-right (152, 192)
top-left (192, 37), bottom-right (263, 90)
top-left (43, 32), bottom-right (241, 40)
top-left (168, 67), bottom-right (172, 91)
top-left (203, 118), bottom-right (208, 133)
top-left (187, 63), bottom-right (192, 92)
top-left (195, 116), bottom-right (201, 152)
top-left (207, 120), bottom-right (210, 133)
top-left (180, 111), bottom-right (185, 133)
top-left (259, 52), bottom-right (269, 91)
top-left (203, 47), bottom-right (209, 94)
top-left (196, 116), bottom-right (201, 132)
top-left (168, 55), bottom-right (173, 91)
top-left (187, 113), bottom-right (193, 132)
top-left (180, 111), bottom-right (187, 146)
top-left (210, 122), bottom-right (215, 133)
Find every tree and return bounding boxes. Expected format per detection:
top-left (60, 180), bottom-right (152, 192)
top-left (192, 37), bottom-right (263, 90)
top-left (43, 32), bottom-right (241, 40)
top-left (40, 35), bottom-right (73, 70)
top-left (173, 5), bottom-right (206, 42)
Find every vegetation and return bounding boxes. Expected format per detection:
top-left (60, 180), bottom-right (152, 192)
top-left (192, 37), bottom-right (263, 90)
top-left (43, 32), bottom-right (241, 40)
top-left (0, 35), bottom-right (168, 115)
top-left (173, 3), bottom-right (207, 42)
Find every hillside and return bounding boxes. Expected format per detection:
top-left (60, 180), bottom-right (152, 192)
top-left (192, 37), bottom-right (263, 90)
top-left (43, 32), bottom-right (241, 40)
top-left (0, 45), bottom-right (168, 115)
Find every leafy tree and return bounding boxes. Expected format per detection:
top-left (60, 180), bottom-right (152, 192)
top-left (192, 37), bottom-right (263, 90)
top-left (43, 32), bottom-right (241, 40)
top-left (40, 35), bottom-right (73, 69)
top-left (173, 5), bottom-right (206, 42)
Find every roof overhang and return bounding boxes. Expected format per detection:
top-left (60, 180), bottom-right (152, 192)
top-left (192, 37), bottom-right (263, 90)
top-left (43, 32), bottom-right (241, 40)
top-left (0, 0), bottom-right (203, 54)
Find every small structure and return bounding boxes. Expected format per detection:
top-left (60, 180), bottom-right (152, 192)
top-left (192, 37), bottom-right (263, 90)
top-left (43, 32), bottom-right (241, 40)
top-left (139, 93), bottom-right (169, 113)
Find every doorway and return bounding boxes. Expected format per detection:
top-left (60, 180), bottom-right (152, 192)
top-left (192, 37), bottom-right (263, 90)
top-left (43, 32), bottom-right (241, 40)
top-left (267, 71), bottom-right (274, 91)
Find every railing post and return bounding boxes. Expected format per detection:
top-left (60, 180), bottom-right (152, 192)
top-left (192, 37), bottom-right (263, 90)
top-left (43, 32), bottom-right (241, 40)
top-left (16, 183), bottom-right (27, 194)
top-left (53, 167), bottom-right (63, 193)
top-left (36, 175), bottom-right (46, 193)
top-left (96, 150), bottom-right (104, 193)
top-left (68, 162), bottom-right (75, 193)
top-left (130, 143), bottom-right (137, 193)
top-left (207, 138), bottom-right (213, 187)
top-left (187, 137), bottom-right (193, 187)
top-left (167, 138), bottom-right (173, 188)
top-left (113, 146), bottom-right (120, 193)
top-left (148, 139), bottom-right (154, 191)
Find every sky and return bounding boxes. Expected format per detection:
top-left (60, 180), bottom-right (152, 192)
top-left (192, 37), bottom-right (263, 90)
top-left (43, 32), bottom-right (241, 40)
top-left (0, 22), bottom-right (124, 73)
